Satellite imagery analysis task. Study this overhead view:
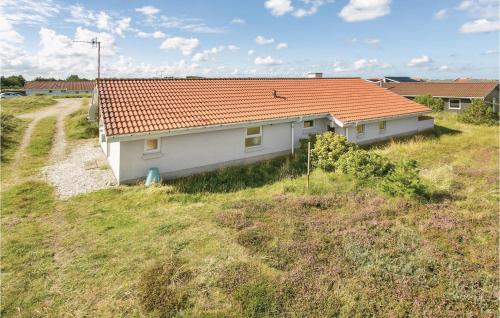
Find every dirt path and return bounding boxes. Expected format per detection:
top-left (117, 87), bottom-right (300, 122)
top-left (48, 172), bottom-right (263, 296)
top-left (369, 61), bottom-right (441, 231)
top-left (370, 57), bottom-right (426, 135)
top-left (11, 99), bottom-right (83, 180)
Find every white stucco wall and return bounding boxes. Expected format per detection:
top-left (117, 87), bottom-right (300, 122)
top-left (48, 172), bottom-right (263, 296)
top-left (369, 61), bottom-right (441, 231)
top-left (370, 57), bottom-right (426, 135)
top-left (25, 89), bottom-right (93, 96)
top-left (104, 115), bottom-right (432, 183)
top-left (349, 116), bottom-right (432, 144)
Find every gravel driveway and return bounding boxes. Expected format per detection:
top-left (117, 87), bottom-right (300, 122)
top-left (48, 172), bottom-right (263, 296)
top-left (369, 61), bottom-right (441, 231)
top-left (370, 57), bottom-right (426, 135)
top-left (13, 98), bottom-right (116, 198)
top-left (43, 140), bottom-right (116, 198)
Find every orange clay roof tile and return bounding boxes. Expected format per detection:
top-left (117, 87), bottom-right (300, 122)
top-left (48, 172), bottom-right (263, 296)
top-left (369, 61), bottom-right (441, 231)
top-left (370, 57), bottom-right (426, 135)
top-left (382, 82), bottom-right (498, 98)
top-left (98, 78), bottom-right (430, 137)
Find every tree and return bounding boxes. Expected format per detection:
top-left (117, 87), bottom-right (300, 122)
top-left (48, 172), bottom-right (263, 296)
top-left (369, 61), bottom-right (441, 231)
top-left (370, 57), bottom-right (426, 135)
top-left (458, 99), bottom-right (497, 125)
top-left (0, 75), bottom-right (26, 87)
top-left (66, 74), bottom-right (90, 81)
top-left (311, 132), bottom-right (358, 171)
top-left (414, 94), bottom-right (444, 112)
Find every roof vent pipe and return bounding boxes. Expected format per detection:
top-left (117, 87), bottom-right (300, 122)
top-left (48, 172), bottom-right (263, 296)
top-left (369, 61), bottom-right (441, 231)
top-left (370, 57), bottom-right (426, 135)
top-left (307, 72), bottom-right (323, 78)
top-left (272, 89), bottom-right (277, 98)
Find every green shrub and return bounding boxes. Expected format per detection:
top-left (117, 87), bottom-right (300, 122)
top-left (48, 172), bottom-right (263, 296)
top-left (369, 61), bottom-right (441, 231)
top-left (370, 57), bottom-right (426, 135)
top-left (311, 132), bottom-right (357, 171)
top-left (138, 257), bottom-right (192, 317)
top-left (458, 99), bottom-right (497, 125)
top-left (335, 149), bottom-right (394, 179)
top-left (414, 94), bottom-right (444, 112)
top-left (1, 113), bottom-right (17, 161)
top-left (381, 160), bottom-right (428, 200)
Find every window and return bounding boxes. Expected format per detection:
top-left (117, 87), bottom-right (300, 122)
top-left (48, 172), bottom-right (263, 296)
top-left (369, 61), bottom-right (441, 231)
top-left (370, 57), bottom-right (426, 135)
top-left (356, 124), bottom-right (365, 135)
top-left (49, 90), bottom-right (53, 93)
top-left (75, 91), bottom-right (79, 94)
top-left (449, 99), bottom-right (461, 109)
top-left (245, 126), bottom-right (262, 148)
top-left (144, 138), bottom-right (160, 153)
top-left (303, 120), bottom-right (314, 129)
top-left (379, 121), bottom-right (386, 131)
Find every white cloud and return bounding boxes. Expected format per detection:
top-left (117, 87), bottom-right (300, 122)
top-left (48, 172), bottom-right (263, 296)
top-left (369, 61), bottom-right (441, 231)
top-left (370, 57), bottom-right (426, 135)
top-left (339, 0), bottom-right (391, 22)
top-left (248, 49), bottom-right (255, 55)
top-left (353, 58), bottom-right (389, 70)
top-left (256, 35), bottom-right (275, 45)
top-left (439, 65), bottom-right (449, 71)
top-left (231, 18), bottom-right (246, 24)
top-left (114, 17), bottom-right (131, 36)
top-left (135, 6), bottom-right (160, 16)
top-left (434, 9), bottom-right (448, 20)
top-left (457, 0), bottom-right (499, 18)
top-left (65, 5), bottom-right (131, 37)
top-left (276, 42), bottom-right (288, 49)
top-left (460, 19), bottom-right (500, 33)
top-left (0, 16), bottom-right (24, 44)
top-left (137, 31), bottom-right (166, 38)
top-left (408, 55), bottom-right (432, 67)
top-left (227, 45), bottom-right (240, 51)
top-left (0, 0), bottom-right (60, 25)
top-left (352, 38), bottom-right (380, 45)
top-left (192, 46), bottom-right (224, 62)
top-left (255, 56), bottom-right (283, 65)
top-left (265, 0), bottom-right (294, 16)
top-left (292, 0), bottom-right (326, 17)
top-left (159, 16), bottom-right (225, 33)
top-left (97, 11), bottom-right (111, 30)
top-left (484, 49), bottom-right (499, 54)
top-left (161, 37), bottom-right (200, 55)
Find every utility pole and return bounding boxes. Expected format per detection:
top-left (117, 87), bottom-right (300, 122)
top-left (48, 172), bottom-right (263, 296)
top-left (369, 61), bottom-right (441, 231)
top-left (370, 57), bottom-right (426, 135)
top-left (73, 37), bottom-right (101, 79)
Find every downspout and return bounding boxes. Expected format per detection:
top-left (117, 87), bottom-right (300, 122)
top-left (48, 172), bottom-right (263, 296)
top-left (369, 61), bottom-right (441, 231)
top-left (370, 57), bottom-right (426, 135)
top-left (345, 126), bottom-right (349, 141)
top-left (291, 122), bottom-right (295, 155)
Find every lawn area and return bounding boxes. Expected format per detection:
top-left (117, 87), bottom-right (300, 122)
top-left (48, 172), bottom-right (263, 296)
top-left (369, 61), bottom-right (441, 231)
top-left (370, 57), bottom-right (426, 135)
top-left (64, 99), bottom-right (99, 141)
top-left (1, 95), bottom-right (56, 115)
top-left (19, 116), bottom-right (57, 177)
top-left (1, 113), bottom-right (498, 317)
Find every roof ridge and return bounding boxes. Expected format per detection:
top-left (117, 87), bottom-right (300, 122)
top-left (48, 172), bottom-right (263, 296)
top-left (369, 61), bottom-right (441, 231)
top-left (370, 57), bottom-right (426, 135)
top-left (97, 77), bottom-right (362, 81)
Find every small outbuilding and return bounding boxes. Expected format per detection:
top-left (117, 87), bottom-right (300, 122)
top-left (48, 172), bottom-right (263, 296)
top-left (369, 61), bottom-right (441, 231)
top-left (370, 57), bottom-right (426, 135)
top-left (24, 81), bottom-right (95, 95)
top-left (94, 77), bottom-right (433, 184)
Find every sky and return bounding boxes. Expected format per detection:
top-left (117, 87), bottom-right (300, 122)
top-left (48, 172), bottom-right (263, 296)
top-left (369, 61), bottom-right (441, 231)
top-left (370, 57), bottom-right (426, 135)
top-left (0, 0), bottom-right (499, 80)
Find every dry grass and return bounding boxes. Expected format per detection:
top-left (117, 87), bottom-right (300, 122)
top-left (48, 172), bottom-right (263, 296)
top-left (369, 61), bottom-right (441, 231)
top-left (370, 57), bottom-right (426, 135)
top-left (1, 113), bottom-right (498, 317)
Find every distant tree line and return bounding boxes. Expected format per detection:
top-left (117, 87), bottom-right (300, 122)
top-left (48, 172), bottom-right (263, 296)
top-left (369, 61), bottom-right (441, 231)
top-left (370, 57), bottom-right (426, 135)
top-left (1, 74), bottom-right (92, 88)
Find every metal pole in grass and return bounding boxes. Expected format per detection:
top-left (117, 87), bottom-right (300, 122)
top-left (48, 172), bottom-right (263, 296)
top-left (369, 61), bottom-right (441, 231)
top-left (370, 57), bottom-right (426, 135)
top-left (307, 141), bottom-right (311, 192)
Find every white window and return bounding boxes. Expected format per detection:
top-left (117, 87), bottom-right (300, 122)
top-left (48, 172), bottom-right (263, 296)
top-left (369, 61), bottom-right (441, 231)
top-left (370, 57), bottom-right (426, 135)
top-left (144, 138), bottom-right (160, 154)
top-left (449, 99), bottom-right (461, 109)
top-left (379, 121), bottom-right (386, 131)
top-left (303, 120), bottom-right (314, 129)
top-left (245, 126), bottom-right (262, 148)
top-left (356, 124), bottom-right (365, 135)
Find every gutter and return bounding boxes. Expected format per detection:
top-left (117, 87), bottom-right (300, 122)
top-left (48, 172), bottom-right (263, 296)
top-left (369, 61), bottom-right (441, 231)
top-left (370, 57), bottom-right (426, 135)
top-left (341, 111), bottom-right (431, 127)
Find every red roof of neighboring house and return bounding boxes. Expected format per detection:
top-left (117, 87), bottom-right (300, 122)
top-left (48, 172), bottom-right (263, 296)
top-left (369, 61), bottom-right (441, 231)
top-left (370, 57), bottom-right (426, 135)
top-left (382, 82), bottom-right (498, 98)
top-left (98, 78), bottom-right (430, 137)
top-left (24, 81), bottom-right (95, 90)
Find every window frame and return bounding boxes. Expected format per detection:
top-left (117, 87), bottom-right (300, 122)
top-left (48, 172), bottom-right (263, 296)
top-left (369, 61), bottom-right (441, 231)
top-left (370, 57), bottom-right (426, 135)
top-left (143, 138), bottom-right (161, 154)
top-left (449, 99), bottom-right (461, 110)
top-left (245, 126), bottom-right (262, 149)
top-left (356, 124), bottom-right (365, 135)
top-left (379, 120), bottom-right (386, 131)
top-left (303, 120), bottom-right (315, 129)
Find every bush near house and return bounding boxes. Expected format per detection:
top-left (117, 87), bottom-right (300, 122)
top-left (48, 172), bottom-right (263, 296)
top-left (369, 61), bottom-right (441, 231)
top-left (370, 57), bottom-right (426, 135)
top-left (335, 149), bottom-right (394, 180)
top-left (414, 94), bottom-right (444, 112)
top-left (458, 99), bottom-right (497, 125)
top-left (311, 132), bottom-right (358, 171)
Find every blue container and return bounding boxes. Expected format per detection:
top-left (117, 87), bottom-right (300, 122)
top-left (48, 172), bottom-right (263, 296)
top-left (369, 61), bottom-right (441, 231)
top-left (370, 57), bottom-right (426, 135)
top-left (145, 167), bottom-right (161, 186)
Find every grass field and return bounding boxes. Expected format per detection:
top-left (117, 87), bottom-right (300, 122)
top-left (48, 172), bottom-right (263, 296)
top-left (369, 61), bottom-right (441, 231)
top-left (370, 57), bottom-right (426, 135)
top-left (64, 99), bottom-right (99, 141)
top-left (20, 117), bottom-right (57, 177)
top-left (1, 95), bottom-right (56, 115)
top-left (1, 113), bottom-right (498, 317)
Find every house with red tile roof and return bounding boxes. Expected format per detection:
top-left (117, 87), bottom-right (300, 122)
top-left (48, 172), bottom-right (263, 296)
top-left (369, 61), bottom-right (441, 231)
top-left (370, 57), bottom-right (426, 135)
top-left (382, 82), bottom-right (499, 112)
top-left (94, 77), bottom-right (433, 183)
top-left (24, 81), bottom-right (95, 95)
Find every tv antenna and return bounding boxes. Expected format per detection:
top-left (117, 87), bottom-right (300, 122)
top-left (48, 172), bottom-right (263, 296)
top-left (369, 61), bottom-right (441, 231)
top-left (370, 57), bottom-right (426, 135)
top-left (73, 38), bottom-right (101, 79)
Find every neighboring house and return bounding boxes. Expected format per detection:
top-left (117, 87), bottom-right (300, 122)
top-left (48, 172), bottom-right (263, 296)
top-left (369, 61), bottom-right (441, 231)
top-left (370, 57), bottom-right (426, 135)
top-left (382, 82), bottom-right (500, 112)
top-left (24, 81), bottom-right (95, 95)
top-left (367, 76), bottom-right (424, 84)
top-left (94, 77), bottom-right (433, 184)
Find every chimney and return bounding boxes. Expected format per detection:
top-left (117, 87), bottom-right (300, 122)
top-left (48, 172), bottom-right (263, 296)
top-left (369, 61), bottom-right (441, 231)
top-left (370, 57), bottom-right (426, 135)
top-left (307, 72), bottom-right (323, 78)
